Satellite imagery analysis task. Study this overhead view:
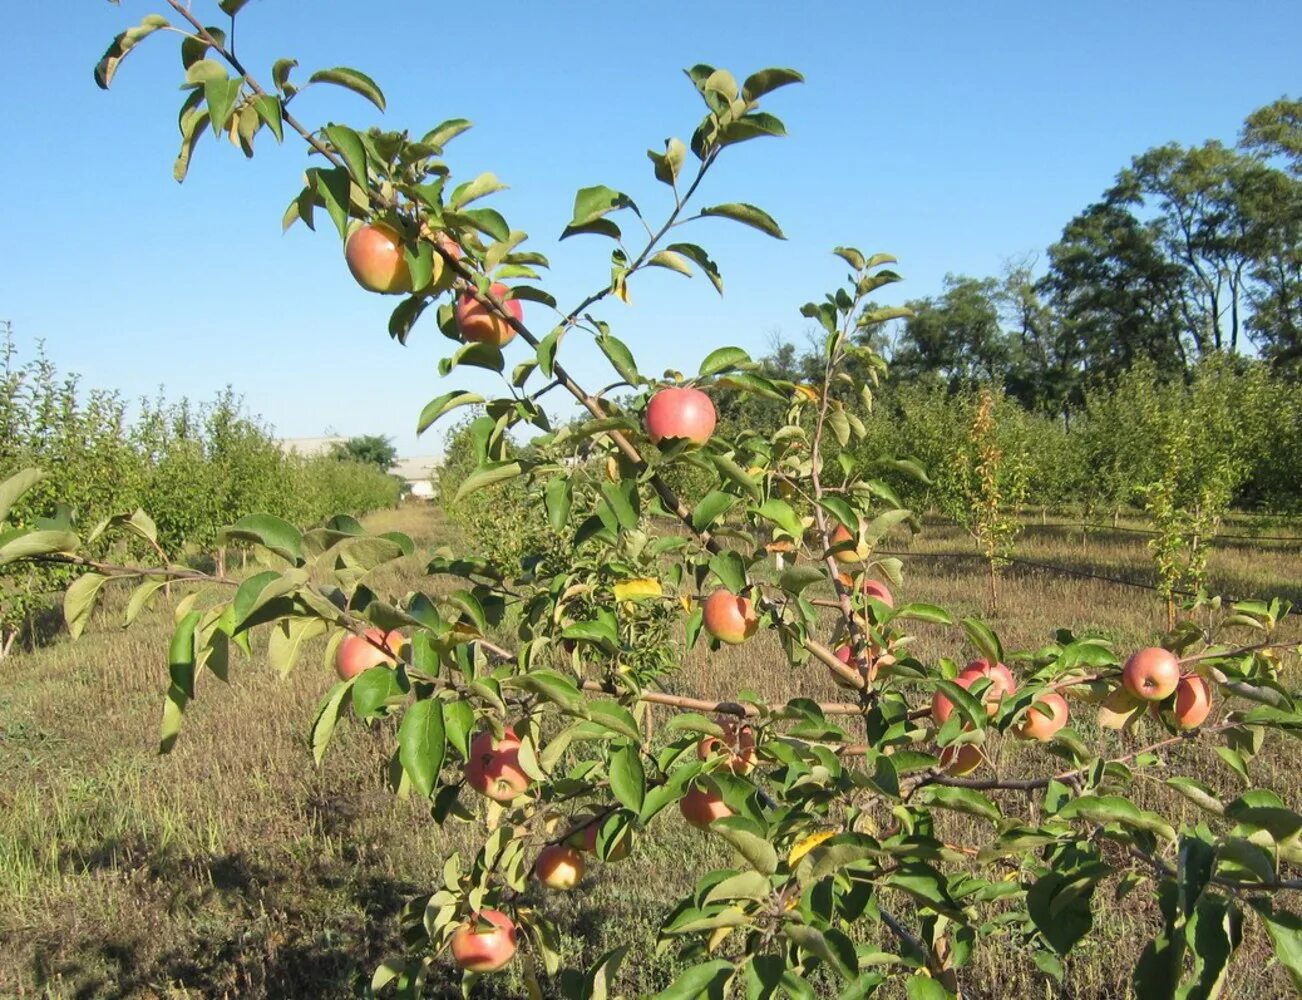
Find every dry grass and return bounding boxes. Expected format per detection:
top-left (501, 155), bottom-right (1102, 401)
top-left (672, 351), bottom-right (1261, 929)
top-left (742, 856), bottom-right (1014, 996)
top-left (1, 506), bottom-right (1299, 998)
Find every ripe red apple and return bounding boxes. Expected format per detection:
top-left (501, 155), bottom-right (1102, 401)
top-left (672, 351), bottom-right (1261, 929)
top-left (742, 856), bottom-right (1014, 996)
top-left (334, 628), bottom-right (403, 680)
top-left (858, 577), bottom-right (894, 608)
top-left (455, 282), bottom-right (523, 346)
top-left (833, 643), bottom-right (878, 688)
top-left (931, 659), bottom-right (1016, 723)
top-left (696, 719), bottom-right (757, 775)
top-left (465, 727), bottom-right (530, 802)
top-left (702, 589), bottom-right (758, 645)
top-left (1122, 647), bottom-right (1180, 702)
top-left (679, 782), bottom-right (733, 829)
top-left (1015, 691), bottom-right (1069, 741)
top-left (939, 743), bottom-right (982, 776)
top-left (344, 222), bottom-right (411, 294)
top-left (576, 822), bottom-right (631, 861)
top-left (829, 521), bottom-right (869, 563)
top-left (534, 844), bottom-right (585, 890)
top-left (1171, 675), bottom-right (1212, 730)
top-left (645, 386), bottom-right (717, 446)
top-left (450, 909), bottom-right (517, 972)
top-left (1097, 686), bottom-right (1141, 730)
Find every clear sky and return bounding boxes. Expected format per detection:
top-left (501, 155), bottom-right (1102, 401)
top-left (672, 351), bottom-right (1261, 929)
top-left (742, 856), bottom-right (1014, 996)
top-left (2, 1), bottom-right (1298, 456)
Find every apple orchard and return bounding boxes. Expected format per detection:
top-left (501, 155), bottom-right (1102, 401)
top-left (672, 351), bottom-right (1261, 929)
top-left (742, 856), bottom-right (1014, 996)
top-left (5, 3), bottom-right (1302, 997)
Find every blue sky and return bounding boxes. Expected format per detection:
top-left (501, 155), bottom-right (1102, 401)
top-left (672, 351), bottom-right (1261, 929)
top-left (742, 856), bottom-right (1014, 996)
top-left (2, 1), bottom-right (1298, 456)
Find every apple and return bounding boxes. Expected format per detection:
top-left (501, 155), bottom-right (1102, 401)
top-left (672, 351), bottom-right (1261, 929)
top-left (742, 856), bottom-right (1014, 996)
top-left (576, 822), bottom-right (631, 861)
top-left (858, 577), bottom-right (894, 608)
top-left (931, 659), bottom-right (1016, 723)
top-left (344, 222), bottom-right (411, 294)
top-left (696, 719), bottom-right (757, 775)
top-left (1122, 647), bottom-right (1180, 702)
top-left (1171, 674), bottom-right (1212, 730)
top-left (1097, 686), bottom-right (1142, 730)
top-left (466, 727), bottom-right (530, 802)
top-left (939, 743), bottom-right (982, 776)
top-left (455, 282), bottom-right (523, 346)
top-left (534, 844), bottom-right (585, 890)
top-left (829, 521), bottom-right (869, 563)
top-left (334, 627), bottom-right (403, 680)
top-left (645, 386), bottom-right (717, 446)
top-left (833, 643), bottom-right (878, 688)
top-left (679, 781), bottom-right (733, 829)
top-left (702, 589), bottom-right (758, 645)
top-left (417, 232), bottom-right (462, 296)
top-left (450, 909), bottom-right (517, 972)
top-left (1015, 691), bottom-right (1069, 741)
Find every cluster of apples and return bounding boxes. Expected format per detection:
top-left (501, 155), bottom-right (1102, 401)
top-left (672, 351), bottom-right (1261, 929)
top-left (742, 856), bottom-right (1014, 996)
top-left (1102, 646), bottom-right (1212, 731)
top-left (344, 223), bottom-right (523, 346)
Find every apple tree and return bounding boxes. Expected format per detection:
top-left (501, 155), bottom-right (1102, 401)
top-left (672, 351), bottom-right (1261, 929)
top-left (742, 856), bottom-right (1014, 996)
top-left (5, 3), bottom-right (1302, 996)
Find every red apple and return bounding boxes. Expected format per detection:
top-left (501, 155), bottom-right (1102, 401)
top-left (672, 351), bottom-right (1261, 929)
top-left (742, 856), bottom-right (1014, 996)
top-left (455, 282), bottom-right (523, 346)
top-left (465, 727), bottom-right (530, 802)
top-left (344, 222), bottom-right (411, 294)
top-left (702, 589), bottom-right (758, 645)
top-left (576, 822), bottom-right (631, 861)
top-left (679, 782), bottom-right (733, 829)
top-left (534, 844), bottom-right (585, 890)
top-left (858, 577), bottom-right (894, 608)
top-left (832, 643), bottom-right (878, 688)
top-left (931, 659), bottom-right (1016, 723)
top-left (1171, 675), bottom-right (1212, 730)
top-left (1122, 647), bottom-right (1180, 702)
top-left (645, 386), bottom-right (717, 446)
top-left (450, 909), bottom-right (517, 972)
top-left (829, 521), bottom-right (869, 563)
top-left (1015, 691), bottom-right (1069, 741)
top-left (939, 743), bottom-right (983, 776)
top-left (696, 719), bottom-right (757, 775)
top-left (334, 628), bottom-right (403, 680)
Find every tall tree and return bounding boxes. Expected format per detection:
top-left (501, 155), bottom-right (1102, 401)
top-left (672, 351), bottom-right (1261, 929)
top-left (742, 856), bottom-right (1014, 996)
top-left (333, 434), bottom-right (397, 470)
top-left (890, 275), bottom-right (1009, 388)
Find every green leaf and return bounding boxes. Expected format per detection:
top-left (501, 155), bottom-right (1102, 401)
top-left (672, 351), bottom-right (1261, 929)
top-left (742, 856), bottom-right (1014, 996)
top-left (600, 481), bottom-right (640, 531)
top-left (1056, 795), bottom-right (1177, 842)
top-left (699, 347), bottom-right (751, 378)
top-left (307, 66), bottom-right (386, 112)
top-left (398, 698), bottom-right (446, 799)
top-left (545, 475), bottom-right (573, 533)
top-left (741, 67), bottom-right (804, 101)
top-left (220, 513), bottom-right (303, 564)
top-left (905, 976), bottom-right (954, 1000)
top-left (832, 247), bottom-right (866, 271)
top-left (750, 499), bottom-right (803, 540)
top-left (417, 390), bottom-right (484, 435)
top-left (272, 58), bottom-right (297, 91)
top-left (609, 742), bottom-right (646, 813)
top-left (568, 185), bottom-right (637, 229)
top-left (160, 610), bottom-right (201, 753)
top-left (63, 572), bottom-right (108, 641)
top-left (0, 528), bottom-right (80, 567)
top-left (712, 816), bottom-right (778, 874)
top-left (718, 112), bottom-right (787, 146)
top-left (668, 243), bottom-right (723, 294)
top-left (351, 665), bottom-right (406, 719)
top-left (778, 565), bottom-right (825, 595)
top-left (648, 138), bottom-right (687, 186)
top-left (450, 171), bottom-right (507, 209)
top-left (961, 616), bottom-right (1003, 666)
top-left (916, 785), bottom-right (1002, 823)
top-left (650, 960), bottom-right (735, 1000)
top-left (203, 76), bottom-right (242, 135)
top-left (324, 123), bottom-right (368, 185)
top-left (708, 551), bottom-right (749, 594)
top-left (453, 461), bottom-right (525, 502)
top-left (94, 13), bottom-right (169, 89)
top-left (706, 453), bottom-right (762, 502)
top-left (124, 578), bottom-right (168, 627)
top-left (502, 670), bottom-right (587, 715)
top-left (817, 496), bottom-right (858, 531)
top-left (692, 490), bottom-right (737, 532)
top-left (894, 603), bottom-right (955, 626)
top-left (1249, 900), bottom-right (1302, 991)
top-left (0, 468), bottom-right (43, 524)
top-left (597, 335), bottom-right (640, 385)
top-left (311, 680), bottom-right (353, 765)
top-left (700, 203), bottom-right (785, 240)
top-left (647, 250), bottom-right (694, 277)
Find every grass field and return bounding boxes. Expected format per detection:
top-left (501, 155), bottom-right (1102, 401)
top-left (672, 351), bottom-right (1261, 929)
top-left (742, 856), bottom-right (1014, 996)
top-left (2, 505), bottom-right (1299, 999)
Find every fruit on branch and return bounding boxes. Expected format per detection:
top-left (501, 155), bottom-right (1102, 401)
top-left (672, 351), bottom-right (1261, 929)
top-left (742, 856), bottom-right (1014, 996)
top-left (344, 222), bottom-right (411, 294)
top-left (1122, 647), bottom-right (1181, 702)
top-left (939, 743), bottom-right (983, 776)
top-left (466, 727), bottom-right (530, 801)
top-left (645, 386), bottom-right (717, 446)
top-left (1097, 686), bottom-right (1142, 730)
top-left (858, 577), bottom-right (894, 607)
top-left (334, 627), bottom-right (404, 680)
top-left (534, 843), bottom-right (585, 890)
top-left (455, 282), bottom-right (523, 346)
top-left (702, 589), bottom-right (758, 644)
top-left (829, 521), bottom-right (870, 563)
top-left (833, 643), bottom-right (878, 688)
top-left (450, 909), bottom-right (518, 972)
top-left (416, 232), bottom-right (463, 296)
top-left (1014, 691), bottom-right (1069, 741)
top-left (697, 719), bottom-right (757, 775)
top-left (680, 781), bottom-right (733, 829)
top-left (1169, 674), bottom-right (1213, 730)
top-left (575, 822), bottom-right (632, 861)
top-left (931, 659), bottom-right (1016, 723)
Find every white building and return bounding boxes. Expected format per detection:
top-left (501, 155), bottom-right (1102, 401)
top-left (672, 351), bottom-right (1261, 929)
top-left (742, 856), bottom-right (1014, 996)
top-left (278, 436), bottom-right (348, 458)
top-left (391, 456), bottom-right (440, 500)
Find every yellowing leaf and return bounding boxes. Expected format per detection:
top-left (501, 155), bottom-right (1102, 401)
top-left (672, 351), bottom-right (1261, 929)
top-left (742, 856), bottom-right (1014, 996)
top-left (614, 577), bottom-right (662, 602)
top-left (707, 924), bottom-right (734, 953)
top-left (788, 828), bottom-right (837, 867)
top-left (793, 384), bottom-right (820, 403)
